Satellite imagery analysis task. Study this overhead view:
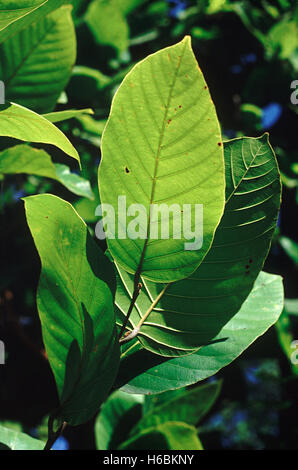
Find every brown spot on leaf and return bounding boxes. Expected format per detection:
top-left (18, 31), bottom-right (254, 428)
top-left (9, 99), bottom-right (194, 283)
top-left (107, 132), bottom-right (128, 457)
top-left (125, 167), bottom-right (130, 174)
top-left (218, 142), bottom-right (222, 147)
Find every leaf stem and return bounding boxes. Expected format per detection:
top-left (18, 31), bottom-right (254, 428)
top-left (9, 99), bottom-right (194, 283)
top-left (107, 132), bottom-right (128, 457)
top-left (119, 272), bottom-right (142, 340)
top-left (44, 412), bottom-right (67, 451)
top-left (119, 284), bottom-right (169, 345)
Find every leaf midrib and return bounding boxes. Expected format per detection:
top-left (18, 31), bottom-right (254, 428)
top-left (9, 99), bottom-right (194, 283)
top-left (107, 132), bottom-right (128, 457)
top-left (226, 139), bottom-right (265, 204)
top-left (136, 40), bottom-right (188, 277)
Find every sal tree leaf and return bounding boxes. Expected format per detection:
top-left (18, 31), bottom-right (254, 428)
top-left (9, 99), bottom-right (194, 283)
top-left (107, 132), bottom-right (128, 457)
top-left (115, 134), bottom-right (281, 355)
top-left (95, 390), bottom-right (144, 450)
top-left (118, 422), bottom-right (203, 450)
top-left (99, 36), bottom-right (225, 283)
top-left (117, 271), bottom-right (284, 394)
top-left (54, 164), bottom-right (94, 200)
top-left (0, 103), bottom-right (80, 164)
top-left (0, 5), bottom-right (76, 113)
top-left (0, 425), bottom-right (44, 450)
top-left (0, 145), bottom-right (93, 199)
top-left (24, 194), bottom-right (119, 426)
top-left (130, 380), bottom-right (221, 435)
top-left (85, 0), bottom-right (129, 55)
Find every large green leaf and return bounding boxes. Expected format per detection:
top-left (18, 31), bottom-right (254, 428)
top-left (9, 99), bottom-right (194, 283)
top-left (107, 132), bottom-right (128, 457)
top-left (117, 271), bottom-right (284, 394)
top-left (0, 5), bottom-right (76, 113)
top-left (130, 380), bottom-right (221, 435)
top-left (0, 0), bottom-right (46, 32)
top-left (24, 194), bottom-right (120, 426)
top-left (0, 425), bottom-right (44, 450)
top-left (115, 134), bottom-right (281, 355)
top-left (118, 422), bottom-right (203, 450)
top-left (95, 390), bottom-right (144, 450)
top-left (0, 103), bottom-right (79, 163)
top-left (99, 36), bottom-right (225, 283)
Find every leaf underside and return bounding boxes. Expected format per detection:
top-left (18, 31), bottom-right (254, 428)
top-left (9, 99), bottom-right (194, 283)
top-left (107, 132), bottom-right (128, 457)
top-left (24, 194), bottom-right (119, 426)
top-left (115, 134), bottom-right (281, 356)
top-left (118, 271), bottom-right (284, 394)
top-left (0, 5), bottom-right (76, 113)
top-left (99, 36), bottom-right (225, 283)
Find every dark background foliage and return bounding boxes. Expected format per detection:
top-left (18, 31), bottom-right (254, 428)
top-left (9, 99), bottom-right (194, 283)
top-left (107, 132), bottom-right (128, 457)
top-left (0, 0), bottom-right (297, 449)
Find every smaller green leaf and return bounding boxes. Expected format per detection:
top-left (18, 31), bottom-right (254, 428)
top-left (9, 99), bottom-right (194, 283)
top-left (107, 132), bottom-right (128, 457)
top-left (43, 108), bottom-right (94, 123)
top-left (0, 145), bottom-right (56, 179)
top-left (275, 309), bottom-right (298, 375)
top-left (0, 103), bottom-right (79, 164)
top-left (118, 422), bottom-right (203, 450)
top-left (279, 236), bottom-right (298, 265)
top-left (95, 390), bottom-right (144, 450)
top-left (130, 381), bottom-right (222, 436)
top-left (0, 145), bottom-right (93, 199)
top-left (0, 425), bottom-right (44, 450)
top-left (54, 164), bottom-right (94, 200)
top-left (284, 298), bottom-right (298, 316)
top-left (85, 0), bottom-right (129, 54)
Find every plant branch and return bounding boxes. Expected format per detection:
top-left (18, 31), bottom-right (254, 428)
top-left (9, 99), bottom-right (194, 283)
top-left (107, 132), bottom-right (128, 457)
top-left (119, 284), bottom-right (169, 345)
top-left (44, 411), bottom-right (67, 451)
top-left (119, 271), bottom-right (142, 340)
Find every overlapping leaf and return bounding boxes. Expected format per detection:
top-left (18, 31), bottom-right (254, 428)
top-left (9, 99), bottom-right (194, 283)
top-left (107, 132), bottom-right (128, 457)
top-left (0, 5), bottom-right (76, 113)
top-left (85, 0), bottom-right (129, 54)
top-left (0, 425), bottom-right (44, 450)
top-left (117, 271), bottom-right (284, 394)
top-left (24, 194), bottom-right (119, 426)
top-left (115, 134), bottom-right (281, 356)
top-left (0, 145), bottom-right (92, 198)
top-left (130, 381), bottom-right (221, 435)
top-left (0, 103), bottom-right (79, 163)
top-left (95, 390), bottom-right (144, 450)
top-left (99, 36), bottom-right (225, 283)
top-left (118, 422), bottom-right (203, 450)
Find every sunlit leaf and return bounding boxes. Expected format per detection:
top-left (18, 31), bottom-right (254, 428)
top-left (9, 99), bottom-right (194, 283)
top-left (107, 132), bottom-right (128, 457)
top-left (99, 36), bottom-right (225, 283)
top-left (0, 103), bottom-right (80, 164)
top-left (0, 6), bottom-right (76, 113)
top-left (115, 135), bottom-right (281, 355)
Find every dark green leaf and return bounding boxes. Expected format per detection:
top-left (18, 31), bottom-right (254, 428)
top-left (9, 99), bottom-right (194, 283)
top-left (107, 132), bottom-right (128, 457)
top-left (24, 194), bottom-right (120, 425)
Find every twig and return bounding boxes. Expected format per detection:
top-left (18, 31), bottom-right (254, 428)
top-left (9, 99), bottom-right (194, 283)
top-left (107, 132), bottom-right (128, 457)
top-left (119, 284), bottom-right (169, 345)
